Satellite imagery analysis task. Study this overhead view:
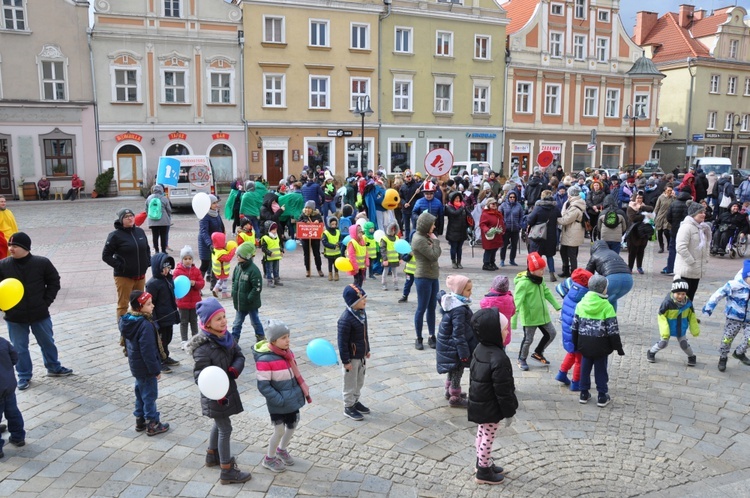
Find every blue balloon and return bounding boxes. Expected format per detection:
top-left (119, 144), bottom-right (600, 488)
top-left (394, 239), bottom-right (411, 255)
top-left (342, 235), bottom-right (351, 246)
top-left (174, 275), bottom-right (190, 299)
top-left (285, 239), bottom-right (297, 251)
top-left (306, 338), bottom-right (338, 366)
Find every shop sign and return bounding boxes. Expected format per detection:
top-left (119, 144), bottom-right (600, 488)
top-left (540, 144), bottom-right (561, 154)
top-left (704, 133), bottom-right (732, 139)
top-left (511, 143), bottom-right (530, 153)
top-left (327, 129), bottom-right (353, 137)
top-left (466, 132), bottom-right (497, 139)
top-left (212, 132), bottom-right (230, 140)
top-left (169, 132), bottom-right (187, 140)
top-left (115, 132), bottom-right (142, 142)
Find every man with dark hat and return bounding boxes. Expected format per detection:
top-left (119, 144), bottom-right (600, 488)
top-left (0, 232), bottom-right (73, 391)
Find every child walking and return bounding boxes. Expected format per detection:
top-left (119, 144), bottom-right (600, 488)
top-left (648, 279), bottom-right (700, 366)
top-left (187, 298), bottom-right (252, 485)
top-left (173, 246), bottom-right (205, 350)
top-left (338, 284), bottom-right (371, 421)
top-left (120, 290), bottom-right (170, 436)
top-left (380, 222), bottom-right (401, 291)
top-left (146, 253), bottom-right (180, 372)
top-left (0, 335), bottom-right (26, 456)
top-left (397, 251), bottom-right (416, 303)
top-left (437, 275), bottom-right (476, 408)
top-left (702, 260), bottom-right (750, 372)
top-left (210, 233), bottom-right (236, 299)
top-left (554, 269), bottom-right (593, 391)
top-left (321, 215), bottom-right (341, 281)
top-left (260, 221), bottom-right (284, 288)
top-left (468, 308), bottom-right (518, 485)
top-left (346, 224), bottom-right (369, 288)
top-left (231, 242), bottom-right (265, 344)
top-left (253, 320), bottom-right (312, 473)
top-left (479, 275), bottom-right (516, 325)
top-left (571, 275), bottom-right (625, 407)
top-left (512, 252), bottom-right (562, 371)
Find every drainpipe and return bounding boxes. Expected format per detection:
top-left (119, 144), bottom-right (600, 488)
top-left (378, 0), bottom-right (392, 170)
top-left (501, 44), bottom-right (510, 176)
top-left (87, 28), bottom-right (102, 175)
top-left (238, 29), bottom-right (248, 178)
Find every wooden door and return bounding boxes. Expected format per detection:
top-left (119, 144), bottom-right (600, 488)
top-left (0, 138), bottom-right (12, 195)
top-left (117, 154), bottom-right (142, 190)
top-left (266, 150), bottom-right (284, 186)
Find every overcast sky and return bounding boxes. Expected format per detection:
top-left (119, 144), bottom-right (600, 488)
top-left (618, 0), bottom-right (749, 34)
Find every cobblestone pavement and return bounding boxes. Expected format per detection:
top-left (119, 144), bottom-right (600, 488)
top-left (1, 197), bottom-right (749, 497)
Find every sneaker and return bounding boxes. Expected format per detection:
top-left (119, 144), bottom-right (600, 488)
top-left (509, 261), bottom-right (518, 266)
top-left (382, 284), bottom-right (387, 291)
top-left (18, 379), bottom-right (30, 391)
top-left (554, 371), bottom-right (571, 385)
top-left (353, 401), bottom-right (370, 414)
top-left (579, 391), bottom-right (591, 404)
top-left (47, 367), bottom-right (73, 377)
top-left (637, 268), bottom-right (644, 275)
top-left (398, 295), bottom-right (408, 303)
top-left (275, 448), bottom-right (295, 466)
top-left (344, 406), bottom-right (364, 421)
top-left (733, 351), bottom-right (750, 366)
top-left (161, 364), bottom-right (172, 374)
top-left (8, 438), bottom-right (25, 447)
top-left (530, 352), bottom-right (549, 365)
top-left (687, 355), bottom-right (697, 367)
top-left (596, 393), bottom-right (611, 408)
top-left (499, 261), bottom-right (505, 267)
top-left (647, 351), bottom-right (656, 363)
top-left (146, 420), bottom-right (169, 436)
top-left (718, 356), bottom-right (728, 372)
top-left (517, 359), bottom-right (529, 371)
top-left (163, 357), bottom-right (180, 366)
top-left (135, 417), bottom-right (147, 432)
top-left (262, 455), bottom-right (286, 473)
top-left (415, 338), bottom-right (424, 350)
top-left (427, 336), bottom-right (436, 349)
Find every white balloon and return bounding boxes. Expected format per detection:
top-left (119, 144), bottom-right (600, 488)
top-left (356, 218), bottom-right (367, 228)
top-left (197, 365), bottom-right (229, 400)
top-left (373, 229), bottom-right (385, 243)
top-left (192, 192), bottom-right (212, 219)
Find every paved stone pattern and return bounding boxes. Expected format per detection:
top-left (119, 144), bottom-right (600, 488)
top-left (2, 197), bottom-right (750, 497)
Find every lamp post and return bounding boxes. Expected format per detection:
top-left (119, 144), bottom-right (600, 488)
top-left (624, 104), bottom-right (646, 169)
top-left (729, 114), bottom-right (742, 164)
top-left (352, 96), bottom-right (374, 174)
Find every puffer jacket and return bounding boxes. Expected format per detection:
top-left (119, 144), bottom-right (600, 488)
top-left (259, 192), bottom-right (283, 228)
top-left (525, 175), bottom-right (544, 208)
top-left (337, 306), bottom-right (370, 363)
top-left (301, 180), bottom-right (324, 208)
top-left (120, 312), bottom-right (162, 378)
top-left (479, 206), bottom-right (504, 250)
top-left (252, 341), bottom-right (306, 415)
top-left (173, 262), bottom-right (205, 310)
top-left (511, 271), bottom-right (561, 328)
top-left (145, 185), bottom-right (172, 228)
top-left (198, 213), bottom-right (225, 261)
top-left (658, 294), bottom-right (699, 339)
top-left (560, 282), bottom-right (588, 353)
top-left (436, 293), bottom-right (476, 374)
top-left (674, 215), bottom-right (711, 280)
top-left (145, 253), bottom-right (180, 328)
top-left (188, 332), bottom-right (245, 418)
top-left (526, 199), bottom-right (560, 257)
top-left (666, 191), bottom-right (692, 236)
top-left (703, 274), bottom-right (750, 322)
top-left (102, 220), bottom-right (151, 278)
top-left (479, 290), bottom-right (516, 323)
top-left (585, 240), bottom-right (631, 276)
top-left (412, 212), bottom-right (441, 279)
top-left (571, 292), bottom-right (623, 358)
top-left (653, 193), bottom-right (674, 231)
top-left (444, 193), bottom-right (469, 243)
top-left (231, 259), bottom-right (262, 311)
top-left (468, 309), bottom-right (518, 425)
top-left (0, 338), bottom-right (17, 398)
top-left (499, 198), bottom-right (524, 232)
top-left (0, 254), bottom-right (60, 323)
top-left (558, 196), bottom-right (586, 247)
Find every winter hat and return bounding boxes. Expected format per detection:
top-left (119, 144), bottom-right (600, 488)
top-left (209, 194), bottom-right (219, 204)
top-left (196, 298), bottom-right (225, 329)
top-left (116, 208), bottom-right (135, 224)
top-left (571, 268), bottom-right (593, 288)
top-left (211, 232), bottom-right (226, 249)
top-left (671, 278), bottom-right (690, 292)
top-left (304, 200), bottom-right (316, 210)
top-left (327, 215), bottom-right (339, 226)
top-left (7, 232), bottom-right (31, 252)
top-left (743, 260), bottom-right (750, 279)
top-left (687, 202), bottom-right (705, 217)
top-left (239, 216), bottom-right (252, 228)
top-left (266, 221), bottom-right (278, 232)
top-left (484, 198), bottom-right (498, 207)
top-left (491, 275), bottom-right (510, 293)
top-left (180, 245), bottom-right (194, 259)
top-left (236, 242), bottom-right (256, 260)
top-left (265, 319), bottom-right (290, 344)
top-left (129, 290), bottom-right (152, 311)
top-left (568, 185), bottom-right (582, 197)
top-left (343, 283), bottom-right (367, 307)
top-left (446, 275), bottom-right (471, 295)
top-left (588, 275), bottom-right (608, 296)
top-left (527, 252), bottom-right (546, 272)
top-left (533, 167), bottom-right (542, 175)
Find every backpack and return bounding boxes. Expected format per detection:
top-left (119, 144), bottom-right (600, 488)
top-left (148, 197), bottom-right (163, 220)
top-left (603, 209), bottom-right (620, 229)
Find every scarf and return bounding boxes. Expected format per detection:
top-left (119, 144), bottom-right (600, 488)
top-left (268, 343), bottom-right (311, 403)
top-left (453, 293), bottom-right (472, 305)
top-left (201, 329), bottom-right (234, 349)
top-left (207, 208), bottom-right (218, 218)
top-left (698, 221), bottom-right (711, 250)
top-left (526, 271), bottom-right (544, 285)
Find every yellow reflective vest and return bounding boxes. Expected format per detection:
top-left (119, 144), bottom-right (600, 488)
top-left (382, 237), bottom-right (400, 264)
top-left (349, 239), bottom-right (367, 269)
top-left (261, 235), bottom-right (282, 261)
top-left (322, 229), bottom-right (341, 257)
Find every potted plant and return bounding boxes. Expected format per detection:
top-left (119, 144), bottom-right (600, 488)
top-left (52, 163), bottom-right (67, 176)
top-left (94, 167), bottom-right (115, 198)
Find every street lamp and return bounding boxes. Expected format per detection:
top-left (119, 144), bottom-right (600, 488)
top-left (729, 114), bottom-right (742, 164)
top-left (352, 96), bottom-right (374, 174)
top-left (624, 104), bottom-right (646, 168)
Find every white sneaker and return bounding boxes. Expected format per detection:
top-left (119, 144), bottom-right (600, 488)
top-left (181, 341), bottom-right (188, 351)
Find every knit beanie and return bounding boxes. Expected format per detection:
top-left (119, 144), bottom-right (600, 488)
top-left (239, 216), bottom-right (252, 229)
top-left (236, 242), bottom-right (256, 260)
top-left (196, 298), bottom-right (224, 329)
top-left (588, 275), bottom-right (608, 295)
top-left (8, 232), bottom-right (31, 252)
top-left (265, 319), bottom-right (290, 344)
top-left (446, 275), bottom-right (471, 295)
top-left (527, 252), bottom-right (546, 272)
top-left (343, 283), bottom-right (367, 307)
top-left (304, 200), bottom-right (316, 210)
top-left (687, 202), bottom-right (705, 217)
top-left (209, 194), bottom-right (219, 204)
top-left (568, 185), bottom-right (582, 197)
top-left (129, 290), bottom-right (152, 311)
top-left (327, 215), bottom-right (339, 226)
top-left (116, 208), bottom-right (135, 224)
top-left (672, 278), bottom-right (690, 292)
top-left (571, 268), bottom-right (593, 287)
top-left (180, 245), bottom-right (194, 259)
top-left (491, 275), bottom-right (509, 293)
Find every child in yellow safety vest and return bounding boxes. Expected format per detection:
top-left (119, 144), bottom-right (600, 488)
top-left (236, 217), bottom-right (256, 248)
top-left (260, 220), bottom-right (284, 288)
top-left (346, 224), bottom-right (369, 288)
top-left (379, 222), bottom-right (401, 291)
top-left (398, 252), bottom-right (416, 303)
top-left (364, 221), bottom-right (379, 280)
top-left (322, 215), bottom-right (341, 281)
top-left (210, 232), bottom-right (236, 299)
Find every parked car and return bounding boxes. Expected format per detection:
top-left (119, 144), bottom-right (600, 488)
top-left (450, 161), bottom-right (492, 177)
top-left (733, 169), bottom-right (750, 187)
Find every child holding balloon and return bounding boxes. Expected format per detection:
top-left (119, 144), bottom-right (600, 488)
top-left (338, 284), bottom-right (371, 421)
top-left (173, 246), bottom-right (205, 351)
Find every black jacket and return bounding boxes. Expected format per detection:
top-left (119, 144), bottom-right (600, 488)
top-left (188, 333), bottom-right (245, 418)
top-left (525, 176), bottom-right (544, 209)
top-left (0, 254), bottom-right (60, 323)
top-left (436, 295), bottom-right (475, 373)
top-left (102, 221), bottom-right (151, 278)
top-left (145, 253), bottom-right (179, 328)
top-left (260, 192), bottom-right (283, 230)
top-left (695, 171), bottom-right (708, 201)
top-left (444, 194), bottom-right (469, 243)
top-left (586, 240), bottom-right (631, 276)
top-left (337, 307), bottom-right (370, 364)
top-left (526, 199), bottom-right (561, 257)
top-left (666, 191), bottom-right (693, 236)
top-left (398, 179), bottom-right (421, 215)
top-left (0, 337), bottom-right (18, 397)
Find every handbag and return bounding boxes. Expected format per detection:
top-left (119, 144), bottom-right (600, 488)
top-left (720, 194), bottom-right (732, 209)
top-left (528, 222), bottom-right (547, 242)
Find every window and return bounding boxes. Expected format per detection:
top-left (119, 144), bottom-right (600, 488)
top-left (728, 76), bottom-right (737, 95)
top-left (583, 87), bottom-right (598, 117)
top-left (350, 78), bottom-right (369, 110)
top-left (390, 140), bottom-right (413, 173)
top-left (164, 0), bottom-right (180, 17)
top-left (745, 78), bottom-right (750, 96)
top-left (704, 145), bottom-right (715, 156)
top-left (516, 82), bottom-right (532, 113)
top-left (395, 27), bottom-right (412, 53)
top-left (710, 74), bottom-right (720, 93)
top-left (573, 143), bottom-right (592, 171)
top-left (310, 20), bottom-right (329, 47)
top-left (729, 39), bottom-right (739, 60)
top-left (707, 111), bottom-right (717, 130)
top-left (742, 114), bottom-right (749, 132)
top-left (725, 113), bottom-right (735, 131)
top-left (473, 83), bottom-right (489, 114)
top-left (2, 0), bottom-right (26, 30)
top-left (573, 34), bottom-right (586, 60)
top-left (601, 145), bottom-right (621, 169)
top-left (605, 88), bottom-right (620, 118)
top-left (209, 72), bottom-right (232, 104)
top-left (575, 0), bottom-right (586, 19)
top-left (351, 23), bottom-right (369, 50)
top-left (264, 74), bottom-right (285, 107)
top-left (263, 16), bottom-right (284, 43)
top-left (114, 69), bottom-right (138, 102)
top-left (435, 83), bottom-right (452, 113)
top-left (596, 37), bottom-right (609, 63)
top-left (309, 76), bottom-right (329, 109)
top-left (163, 70), bottom-right (186, 103)
top-left (394, 80), bottom-right (411, 111)
top-left (634, 93), bottom-right (649, 118)
top-left (43, 138), bottom-right (74, 177)
top-left (549, 32), bottom-right (563, 58)
top-left (545, 84), bottom-right (561, 115)
top-left (475, 35), bottom-right (490, 60)
top-left (597, 9), bottom-right (610, 23)
top-left (41, 61), bottom-right (66, 101)
top-left (436, 31), bottom-right (453, 57)
top-left (550, 3), bottom-right (563, 15)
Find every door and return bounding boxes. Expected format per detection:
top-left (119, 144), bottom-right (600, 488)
top-left (266, 150), bottom-right (284, 186)
top-left (0, 137), bottom-right (12, 195)
top-left (117, 145), bottom-right (143, 190)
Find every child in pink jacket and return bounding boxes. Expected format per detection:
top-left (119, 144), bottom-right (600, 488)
top-left (479, 275), bottom-right (516, 345)
top-left (173, 245), bottom-right (205, 350)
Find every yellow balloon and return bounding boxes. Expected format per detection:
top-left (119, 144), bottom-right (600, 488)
top-left (0, 278), bottom-right (24, 311)
top-left (226, 240), bottom-right (238, 252)
top-left (334, 257), bottom-right (353, 273)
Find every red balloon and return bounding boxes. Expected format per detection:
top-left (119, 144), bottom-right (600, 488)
top-left (134, 211), bottom-right (147, 227)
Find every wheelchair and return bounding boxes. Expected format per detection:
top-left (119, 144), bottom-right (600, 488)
top-left (711, 224), bottom-right (748, 259)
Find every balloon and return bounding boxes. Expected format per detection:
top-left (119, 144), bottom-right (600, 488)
top-left (334, 257), bottom-right (353, 273)
top-left (394, 239), bottom-right (411, 255)
top-left (0, 278), bottom-right (24, 311)
top-left (197, 365), bottom-right (230, 400)
top-left (356, 218), bottom-right (367, 228)
top-left (373, 230), bottom-right (385, 243)
top-left (192, 192), bottom-right (212, 219)
top-left (306, 338), bottom-right (338, 366)
top-left (134, 211), bottom-right (147, 227)
top-left (173, 275), bottom-right (190, 299)
top-left (226, 240), bottom-right (238, 252)
top-left (342, 235), bottom-right (351, 246)
top-left (285, 239), bottom-right (297, 251)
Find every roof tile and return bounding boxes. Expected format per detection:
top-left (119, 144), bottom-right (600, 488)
top-left (500, 0), bottom-right (539, 35)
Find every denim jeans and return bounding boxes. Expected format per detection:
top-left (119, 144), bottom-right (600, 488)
top-left (209, 416), bottom-right (234, 464)
top-left (264, 260), bottom-right (280, 281)
top-left (580, 355), bottom-right (609, 395)
top-left (0, 392), bottom-right (25, 451)
top-left (449, 240), bottom-right (463, 263)
top-left (232, 309), bottom-right (264, 342)
top-left (605, 272), bottom-right (634, 312)
top-left (414, 278), bottom-right (439, 340)
top-left (402, 274), bottom-right (415, 297)
top-left (606, 241), bottom-right (622, 254)
top-left (7, 317), bottom-right (62, 381)
top-left (664, 234), bottom-right (677, 272)
top-left (134, 376), bottom-right (159, 422)
top-left (322, 200), bottom-right (337, 225)
top-left (401, 211), bottom-right (412, 241)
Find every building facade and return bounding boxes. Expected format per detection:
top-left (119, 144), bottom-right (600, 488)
top-left (91, 0), bottom-right (245, 193)
top-left (0, 0), bottom-right (96, 199)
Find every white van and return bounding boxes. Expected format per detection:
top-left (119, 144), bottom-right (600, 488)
top-left (450, 161), bottom-right (492, 177)
top-left (693, 157), bottom-right (732, 177)
top-left (163, 155), bottom-right (216, 208)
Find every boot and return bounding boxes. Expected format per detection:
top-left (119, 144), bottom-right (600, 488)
top-left (318, 269), bottom-right (324, 277)
top-left (306, 270), bottom-right (311, 278)
top-left (274, 278), bottom-right (283, 286)
top-left (443, 379), bottom-right (451, 400)
top-left (220, 457), bottom-right (252, 485)
top-left (732, 351), bottom-right (750, 366)
top-left (398, 295), bottom-right (408, 303)
top-left (146, 420), bottom-right (169, 436)
top-left (255, 334), bottom-right (265, 343)
top-left (550, 273), bottom-right (557, 282)
top-left (557, 267), bottom-right (570, 279)
top-left (206, 448), bottom-right (219, 467)
top-left (718, 356), bottom-right (728, 372)
top-left (475, 465), bottom-right (504, 485)
top-left (328, 272), bottom-right (333, 281)
top-left (456, 259), bottom-right (463, 269)
top-left (451, 259), bottom-right (458, 269)
top-left (475, 457), bottom-right (504, 474)
top-left (448, 388), bottom-right (468, 408)
top-left (135, 417), bottom-right (147, 432)
top-left (334, 271), bottom-right (339, 281)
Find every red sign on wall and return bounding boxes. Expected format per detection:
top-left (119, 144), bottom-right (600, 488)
top-left (295, 222), bottom-right (324, 240)
top-left (115, 132), bottom-right (143, 142)
top-left (169, 132), bottom-right (187, 140)
top-left (212, 132), bottom-right (230, 140)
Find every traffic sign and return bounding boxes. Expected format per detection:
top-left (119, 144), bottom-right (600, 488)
top-left (423, 148), bottom-right (454, 177)
top-left (692, 134), bottom-right (704, 141)
top-left (537, 151), bottom-right (554, 167)
top-left (587, 143), bottom-right (597, 152)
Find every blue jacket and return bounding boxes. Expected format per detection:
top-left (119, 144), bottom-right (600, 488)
top-left (412, 196), bottom-right (444, 221)
top-left (145, 253), bottom-right (180, 328)
top-left (198, 213), bottom-right (225, 261)
top-left (252, 341), bottom-right (306, 415)
top-left (499, 200), bottom-right (524, 232)
top-left (0, 337), bottom-right (18, 397)
top-left (560, 282), bottom-right (589, 353)
top-left (436, 294), bottom-right (476, 373)
top-left (337, 307), bottom-right (370, 364)
top-left (120, 313), bottom-right (162, 378)
top-left (301, 181), bottom-right (324, 208)
top-left (553, 192), bottom-right (568, 212)
top-left (703, 275), bottom-right (750, 322)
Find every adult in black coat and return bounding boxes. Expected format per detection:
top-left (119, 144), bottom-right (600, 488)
top-left (526, 190), bottom-right (562, 280)
top-left (259, 191), bottom-right (285, 237)
top-left (444, 191), bottom-right (469, 268)
top-left (525, 170), bottom-right (545, 211)
top-left (398, 172), bottom-right (422, 237)
top-left (694, 168), bottom-right (708, 202)
top-left (585, 240), bottom-right (633, 311)
top-left (662, 190), bottom-right (693, 274)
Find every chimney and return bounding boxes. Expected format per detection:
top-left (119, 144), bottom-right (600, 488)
top-left (693, 9), bottom-right (705, 21)
top-left (678, 4), bottom-right (695, 28)
top-left (634, 11), bottom-right (659, 46)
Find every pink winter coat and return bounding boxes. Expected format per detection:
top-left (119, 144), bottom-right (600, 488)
top-left (479, 290), bottom-right (516, 323)
top-left (173, 262), bottom-right (205, 309)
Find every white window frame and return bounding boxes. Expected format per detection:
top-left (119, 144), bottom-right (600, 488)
top-left (393, 78), bottom-right (412, 112)
top-left (573, 34), bottom-right (587, 61)
top-left (473, 82), bottom-right (490, 114)
top-left (111, 66), bottom-right (141, 103)
top-left (351, 23), bottom-right (370, 50)
top-left (710, 74), bottom-right (720, 94)
top-left (163, 0), bottom-right (181, 18)
top-left (725, 113), bottom-right (735, 131)
top-left (474, 35), bottom-right (491, 60)
top-left (634, 93), bottom-right (649, 118)
top-left (597, 9), bottom-right (610, 23)
top-left (728, 76), bottom-right (737, 95)
top-left (745, 77), bottom-right (750, 96)
top-left (436, 31), bottom-right (453, 57)
top-left (545, 83), bottom-right (561, 115)
top-left (729, 39), bottom-right (739, 59)
top-left (707, 111), bottom-right (717, 130)
top-left (2, 0), bottom-right (27, 30)
top-left (583, 87), bottom-right (598, 117)
top-left (208, 70), bottom-right (234, 104)
top-left (596, 37), bottom-right (609, 63)
top-left (605, 88), bottom-right (620, 118)
top-left (350, 77), bottom-right (370, 110)
top-left (516, 81), bottom-right (532, 114)
top-left (434, 79), bottom-right (453, 113)
top-left (40, 59), bottom-right (67, 102)
top-left (741, 114), bottom-right (750, 132)
top-left (263, 16), bottom-right (285, 43)
top-left (394, 27), bottom-right (412, 54)
top-left (161, 68), bottom-right (188, 103)
top-left (550, 3), bottom-right (563, 16)
top-left (309, 75), bottom-right (330, 109)
top-left (263, 73), bottom-right (285, 108)
top-left (575, 0), bottom-right (586, 19)
top-left (549, 31), bottom-right (563, 58)
top-left (309, 19), bottom-right (329, 48)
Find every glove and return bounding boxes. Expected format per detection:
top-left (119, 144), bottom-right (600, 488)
top-left (617, 349), bottom-right (625, 356)
top-left (228, 367), bottom-right (239, 379)
top-left (460, 358), bottom-right (470, 368)
top-left (217, 397), bottom-right (229, 406)
top-left (504, 417), bottom-right (514, 428)
top-left (702, 307), bottom-right (712, 316)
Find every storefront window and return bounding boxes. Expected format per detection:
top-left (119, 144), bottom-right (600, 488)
top-left (429, 141), bottom-right (449, 151)
top-left (470, 142), bottom-right (488, 162)
top-left (601, 145), bottom-right (621, 169)
top-left (390, 141), bottom-right (412, 173)
top-left (347, 142), bottom-right (369, 176)
top-left (210, 143), bottom-right (233, 183)
top-left (307, 141), bottom-right (330, 171)
top-left (166, 143), bottom-right (189, 156)
top-left (572, 144), bottom-right (591, 172)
